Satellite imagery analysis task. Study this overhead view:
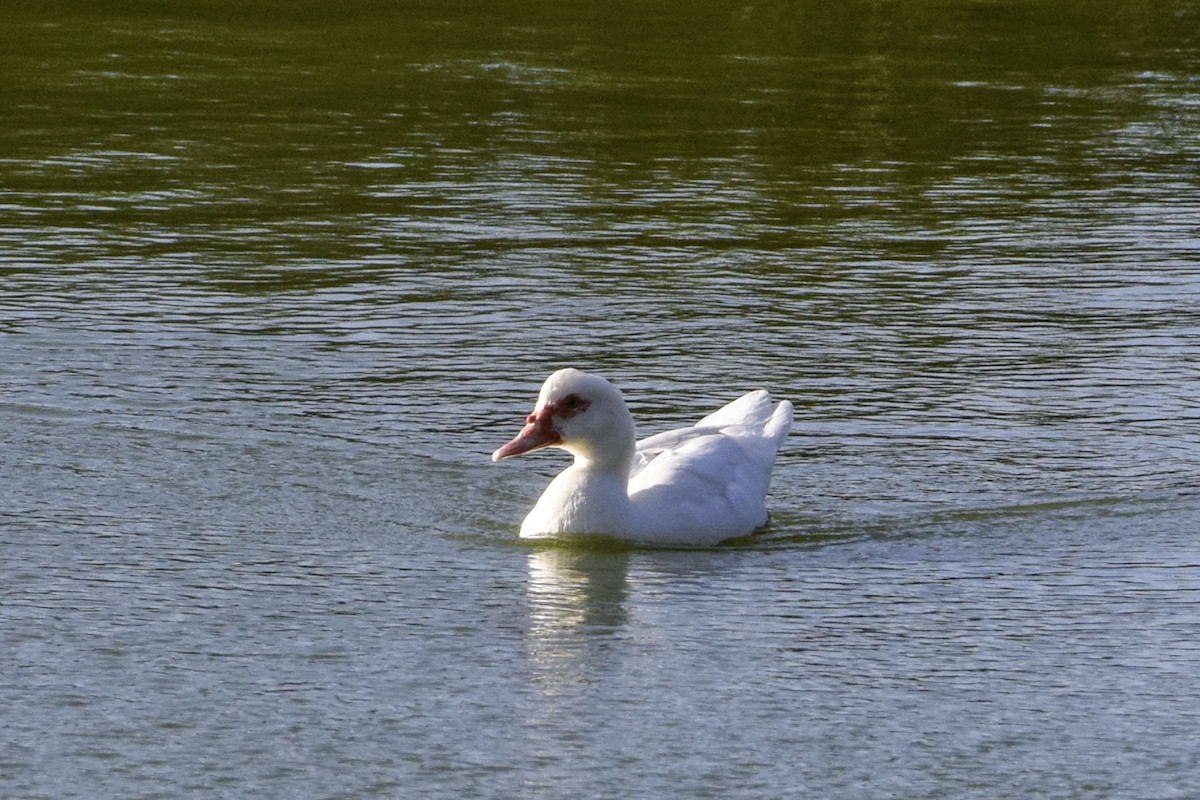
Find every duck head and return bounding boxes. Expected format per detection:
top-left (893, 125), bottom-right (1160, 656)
top-left (492, 368), bottom-right (635, 469)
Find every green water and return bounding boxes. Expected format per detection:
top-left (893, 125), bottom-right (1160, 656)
top-left (3, 2), bottom-right (1199, 798)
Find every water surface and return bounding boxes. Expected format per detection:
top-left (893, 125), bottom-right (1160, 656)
top-left (3, 2), bottom-right (1199, 797)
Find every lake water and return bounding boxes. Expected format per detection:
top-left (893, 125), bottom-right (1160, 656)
top-left (3, 1), bottom-right (1199, 797)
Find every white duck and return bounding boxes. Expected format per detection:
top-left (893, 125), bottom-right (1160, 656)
top-left (492, 368), bottom-right (793, 546)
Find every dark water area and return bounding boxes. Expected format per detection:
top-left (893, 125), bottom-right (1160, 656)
top-left (3, 1), bottom-right (1199, 797)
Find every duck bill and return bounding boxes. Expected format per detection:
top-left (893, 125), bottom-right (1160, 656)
top-left (492, 414), bottom-right (561, 462)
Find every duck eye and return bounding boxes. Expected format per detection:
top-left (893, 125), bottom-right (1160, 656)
top-left (562, 394), bottom-right (582, 410)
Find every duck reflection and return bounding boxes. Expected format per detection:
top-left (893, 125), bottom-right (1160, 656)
top-left (524, 544), bottom-right (631, 687)
top-left (526, 544), bottom-right (630, 631)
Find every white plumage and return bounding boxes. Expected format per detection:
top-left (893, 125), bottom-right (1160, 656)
top-left (492, 369), bottom-right (793, 546)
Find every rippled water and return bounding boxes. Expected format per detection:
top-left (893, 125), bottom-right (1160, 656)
top-left (3, 2), bottom-right (1200, 797)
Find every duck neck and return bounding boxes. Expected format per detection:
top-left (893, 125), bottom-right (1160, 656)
top-left (572, 445), bottom-right (633, 478)
top-left (568, 419), bottom-right (636, 477)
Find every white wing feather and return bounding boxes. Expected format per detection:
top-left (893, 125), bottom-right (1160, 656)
top-left (626, 393), bottom-right (793, 541)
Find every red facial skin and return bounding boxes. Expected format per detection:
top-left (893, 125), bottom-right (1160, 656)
top-left (492, 394), bottom-right (589, 461)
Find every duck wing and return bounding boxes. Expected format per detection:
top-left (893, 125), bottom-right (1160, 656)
top-left (624, 392), bottom-right (793, 544)
top-left (631, 391), bottom-right (792, 479)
